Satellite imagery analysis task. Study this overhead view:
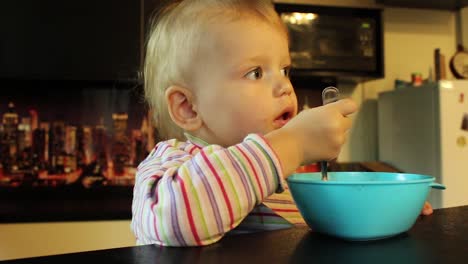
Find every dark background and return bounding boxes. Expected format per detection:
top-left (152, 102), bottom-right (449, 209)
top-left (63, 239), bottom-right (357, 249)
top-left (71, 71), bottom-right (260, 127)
top-left (1, 0), bottom-right (140, 82)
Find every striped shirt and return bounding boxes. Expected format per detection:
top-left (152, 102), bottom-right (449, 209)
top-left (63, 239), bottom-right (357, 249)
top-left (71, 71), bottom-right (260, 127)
top-left (131, 133), bottom-right (304, 246)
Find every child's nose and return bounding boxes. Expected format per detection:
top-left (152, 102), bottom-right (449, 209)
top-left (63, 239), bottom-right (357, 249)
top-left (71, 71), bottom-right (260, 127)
top-left (273, 78), bottom-right (293, 97)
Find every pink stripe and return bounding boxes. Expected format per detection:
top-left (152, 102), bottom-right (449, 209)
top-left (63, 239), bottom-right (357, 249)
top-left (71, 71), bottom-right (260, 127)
top-left (200, 150), bottom-right (235, 229)
top-left (270, 208), bottom-right (299, 212)
top-left (250, 212), bottom-right (284, 217)
top-left (235, 146), bottom-right (264, 198)
top-left (150, 174), bottom-right (161, 180)
top-left (177, 175), bottom-right (201, 245)
top-left (188, 145), bottom-right (199, 155)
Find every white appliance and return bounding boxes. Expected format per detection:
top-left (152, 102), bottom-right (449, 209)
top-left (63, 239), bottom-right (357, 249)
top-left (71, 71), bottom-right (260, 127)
top-left (378, 80), bottom-right (468, 209)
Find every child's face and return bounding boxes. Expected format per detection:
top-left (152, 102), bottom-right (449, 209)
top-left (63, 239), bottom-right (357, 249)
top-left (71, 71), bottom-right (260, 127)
top-left (192, 16), bottom-right (298, 146)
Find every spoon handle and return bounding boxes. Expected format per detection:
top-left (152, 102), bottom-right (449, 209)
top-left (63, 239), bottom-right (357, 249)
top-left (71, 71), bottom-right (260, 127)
top-left (321, 86), bottom-right (340, 181)
top-left (320, 161), bottom-right (328, 181)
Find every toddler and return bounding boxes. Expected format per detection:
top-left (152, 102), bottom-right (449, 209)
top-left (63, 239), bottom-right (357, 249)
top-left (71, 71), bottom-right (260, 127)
top-left (131, 0), bottom-right (357, 246)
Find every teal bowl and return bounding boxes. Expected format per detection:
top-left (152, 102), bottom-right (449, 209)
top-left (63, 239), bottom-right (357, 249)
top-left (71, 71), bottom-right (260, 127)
top-left (287, 172), bottom-right (445, 241)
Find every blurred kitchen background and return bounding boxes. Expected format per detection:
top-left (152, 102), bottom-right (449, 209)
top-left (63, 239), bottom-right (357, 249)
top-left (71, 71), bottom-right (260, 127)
top-left (1, 0), bottom-right (468, 260)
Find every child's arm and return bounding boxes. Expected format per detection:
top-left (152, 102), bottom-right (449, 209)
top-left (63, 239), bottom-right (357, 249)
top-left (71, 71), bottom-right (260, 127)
top-left (131, 135), bottom-right (284, 246)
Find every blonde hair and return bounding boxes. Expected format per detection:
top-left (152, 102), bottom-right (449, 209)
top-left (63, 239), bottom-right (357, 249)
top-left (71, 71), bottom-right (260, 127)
top-left (144, 0), bottom-right (287, 140)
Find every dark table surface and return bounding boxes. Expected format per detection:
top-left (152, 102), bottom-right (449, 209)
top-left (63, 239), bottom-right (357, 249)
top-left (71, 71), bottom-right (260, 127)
top-left (3, 206), bottom-right (468, 264)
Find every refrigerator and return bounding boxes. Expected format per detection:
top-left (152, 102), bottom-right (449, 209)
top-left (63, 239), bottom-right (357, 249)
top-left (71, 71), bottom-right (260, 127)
top-left (378, 80), bottom-right (468, 209)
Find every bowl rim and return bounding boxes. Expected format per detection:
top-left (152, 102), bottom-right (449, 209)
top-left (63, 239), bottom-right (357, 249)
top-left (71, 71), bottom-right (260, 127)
top-left (287, 171), bottom-right (436, 185)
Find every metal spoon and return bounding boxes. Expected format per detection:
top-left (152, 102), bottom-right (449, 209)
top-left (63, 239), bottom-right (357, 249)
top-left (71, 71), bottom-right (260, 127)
top-left (320, 86), bottom-right (340, 181)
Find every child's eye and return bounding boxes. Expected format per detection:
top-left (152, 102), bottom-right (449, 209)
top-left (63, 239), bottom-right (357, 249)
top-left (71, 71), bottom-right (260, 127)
top-left (245, 67), bottom-right (263, 80)
top-left (280, 66), bottom-right (291, 77)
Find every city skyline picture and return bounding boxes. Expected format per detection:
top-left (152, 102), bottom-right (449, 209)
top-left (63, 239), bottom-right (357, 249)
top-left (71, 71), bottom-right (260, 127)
top-left (0, 83), bottom-right (156, 190)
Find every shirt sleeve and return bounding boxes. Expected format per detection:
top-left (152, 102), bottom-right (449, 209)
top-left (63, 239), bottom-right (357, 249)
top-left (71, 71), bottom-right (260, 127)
top-left (130, 134), bottom-right (285, 246)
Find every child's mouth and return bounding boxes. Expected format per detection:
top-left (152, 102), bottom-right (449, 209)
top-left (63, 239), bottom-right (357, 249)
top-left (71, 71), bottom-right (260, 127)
top-left (274, 110), bottom-right (293, 128)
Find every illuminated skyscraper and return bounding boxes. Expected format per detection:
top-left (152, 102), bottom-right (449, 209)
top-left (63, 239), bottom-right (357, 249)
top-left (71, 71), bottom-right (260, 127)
top-left (112, 113), bottom-right (128, 140)
top-left (29, 109), bottom-right (38, 132)
top-left (83, 126), bottom-right (93, 164)
top-left (93, 118), bottom-right (108, 172)
top-left (65, 126), bottom-right (77, 154)
top-left (32, 125), bottom-right (47, 164)
top-left (17, 118), bottom-right (33, 172)
top-left (40, 122), bottom-right (50, 162)
top-left (111, 113), bottom-right (130, 175)
top-left (75, 126), bottom-right (85, 166)
top-left (49, 121), bottom-right (65, 171)
top-left (2, 102), bottom-right (19, 157)
top-left (17, 121), bottom-right (30, 154)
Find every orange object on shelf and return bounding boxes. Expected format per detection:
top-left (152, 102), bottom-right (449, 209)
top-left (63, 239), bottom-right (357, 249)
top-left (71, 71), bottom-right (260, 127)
top-left (296, 163), bottom-right (320, 173)
top-left (411, 72), bottom-right (423, 86)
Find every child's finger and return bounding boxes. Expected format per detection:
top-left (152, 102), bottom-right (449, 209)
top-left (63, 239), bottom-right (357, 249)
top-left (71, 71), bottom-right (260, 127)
top-left (342, 117), bottom-right (353, 131)
top-left (420, 201), bottom-right (433, 215)
top-left (334, 99), bottom-right (358, 116)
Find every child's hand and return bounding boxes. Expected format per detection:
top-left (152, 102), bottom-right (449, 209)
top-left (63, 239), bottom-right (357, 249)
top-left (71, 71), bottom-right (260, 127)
top-left (284, 98), bottom-right (358, 164)
top-left (265, 98), bottom-right (357, 177)
top-left (421, 201), bottom-right (433, 215)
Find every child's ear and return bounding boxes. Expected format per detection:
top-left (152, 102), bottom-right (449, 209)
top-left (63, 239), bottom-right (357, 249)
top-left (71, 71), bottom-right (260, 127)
top-left (165, 85), bottom-right (202, 132)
